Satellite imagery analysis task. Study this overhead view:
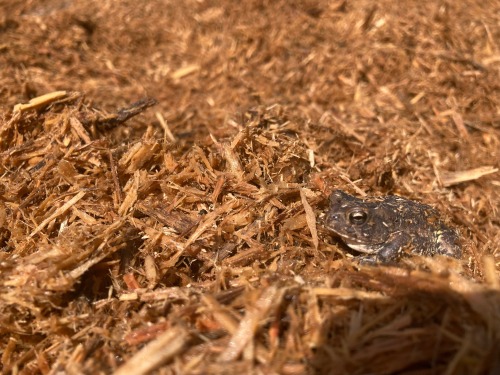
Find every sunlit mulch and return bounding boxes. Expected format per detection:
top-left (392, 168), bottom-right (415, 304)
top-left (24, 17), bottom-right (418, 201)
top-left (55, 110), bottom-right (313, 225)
top-left (0, 0), bottom-right (499, 373)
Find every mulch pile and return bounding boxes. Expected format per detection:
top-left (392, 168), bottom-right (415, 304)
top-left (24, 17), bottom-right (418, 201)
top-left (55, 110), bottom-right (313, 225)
top-left (0, 1), bottom-right (499, 374)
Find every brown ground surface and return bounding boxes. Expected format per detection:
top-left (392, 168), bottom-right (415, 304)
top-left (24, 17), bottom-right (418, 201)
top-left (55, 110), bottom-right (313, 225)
top-left (1, 1), bottom-right (499, 374)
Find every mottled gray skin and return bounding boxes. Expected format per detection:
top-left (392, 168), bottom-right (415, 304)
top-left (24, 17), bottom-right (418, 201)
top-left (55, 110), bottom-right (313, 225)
top-left (325, 190), bottom-right (462, 263)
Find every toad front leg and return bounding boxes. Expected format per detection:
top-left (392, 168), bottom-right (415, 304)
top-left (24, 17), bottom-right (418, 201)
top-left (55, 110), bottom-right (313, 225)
top-left (357, 232), bottom-right (411, 264)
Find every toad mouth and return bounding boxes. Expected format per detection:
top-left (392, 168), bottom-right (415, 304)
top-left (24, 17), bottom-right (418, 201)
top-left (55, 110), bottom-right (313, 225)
top-left (344, 241), bottom-right (381, 254)
top-left (335, 234), bottom-right (384, 254)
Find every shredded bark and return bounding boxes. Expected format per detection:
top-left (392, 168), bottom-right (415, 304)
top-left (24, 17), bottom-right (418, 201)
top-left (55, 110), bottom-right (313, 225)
top-left (0, 1), bottom-right (499, 374)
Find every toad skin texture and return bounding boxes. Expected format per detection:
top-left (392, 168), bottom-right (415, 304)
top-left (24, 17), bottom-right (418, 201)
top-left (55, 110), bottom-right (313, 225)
top-left (325, 190), bottom-right (462, 263)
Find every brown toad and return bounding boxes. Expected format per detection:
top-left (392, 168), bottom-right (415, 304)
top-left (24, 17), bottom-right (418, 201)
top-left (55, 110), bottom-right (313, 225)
top-left (325, 190), bottom-right (461, 263)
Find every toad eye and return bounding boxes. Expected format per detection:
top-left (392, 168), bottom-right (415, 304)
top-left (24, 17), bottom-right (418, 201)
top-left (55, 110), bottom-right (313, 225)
top-left (348, 210), bottom-right (368, 225)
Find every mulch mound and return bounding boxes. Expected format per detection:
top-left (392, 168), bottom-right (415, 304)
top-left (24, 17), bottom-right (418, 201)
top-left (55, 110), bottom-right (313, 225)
top-left (0, 1), bottom-right (499, 374)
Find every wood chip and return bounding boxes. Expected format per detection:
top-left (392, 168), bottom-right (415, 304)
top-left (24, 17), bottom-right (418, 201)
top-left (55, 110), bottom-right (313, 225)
top-left (115, 326), bottom-right (189, 375)
top-left (300, 188), bottom-right (318, 250)
top-left (171, 64), bottom-right (200, 80)
top-left (13, 91), bottom-right (67, 113)
top-left (440, 166), bottom-right (498, 187)
top-left (29, 191), bottom-right (86, 238)
top-left (219, 286), bottom-right (280, 362)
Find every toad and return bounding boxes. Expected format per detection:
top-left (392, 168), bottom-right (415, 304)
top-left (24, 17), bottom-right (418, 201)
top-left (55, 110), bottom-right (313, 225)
top-left (325, 190), bottom-right (462, 263)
